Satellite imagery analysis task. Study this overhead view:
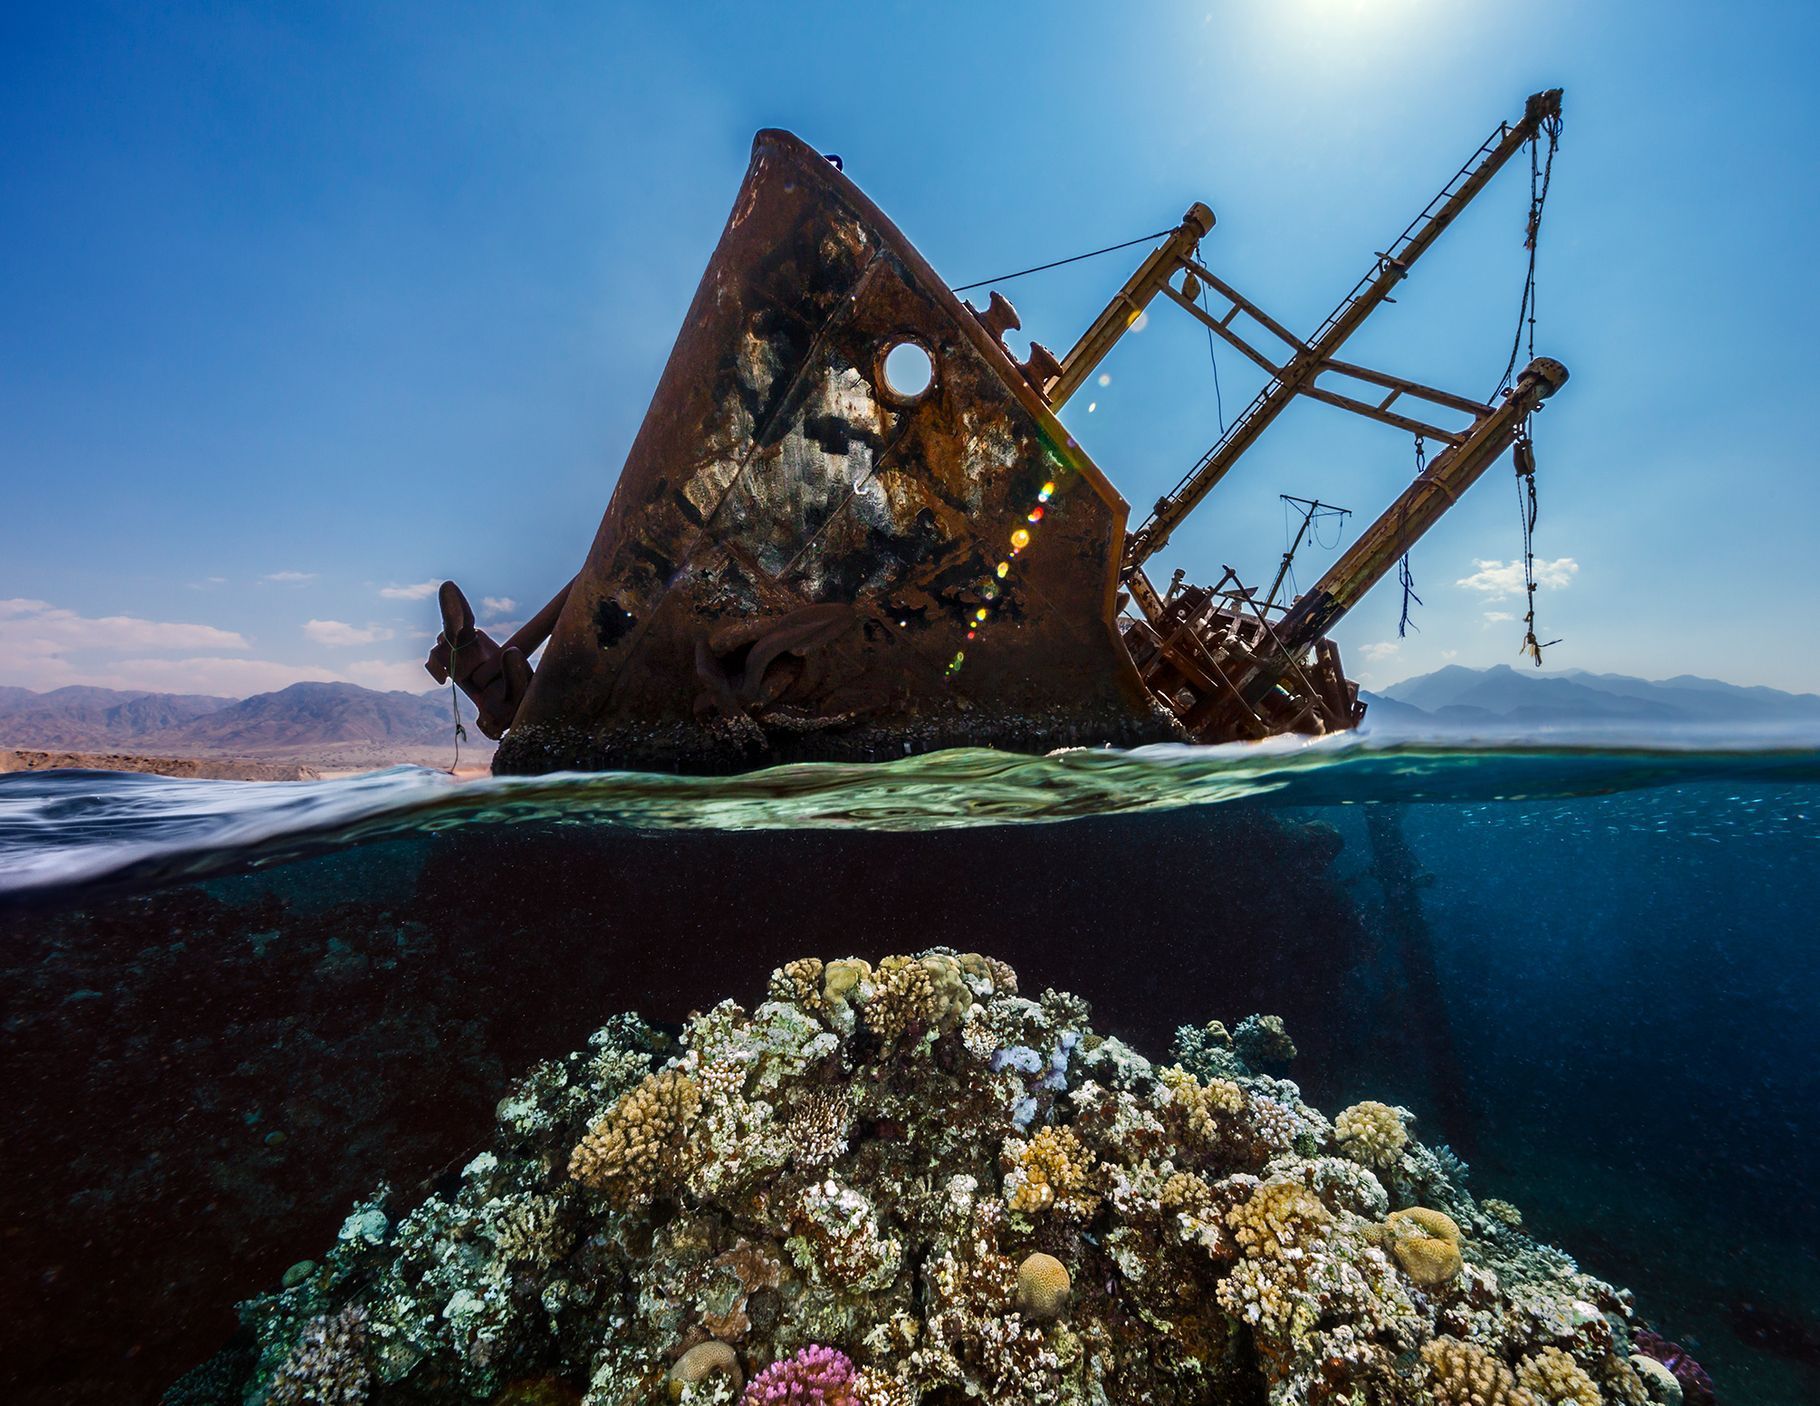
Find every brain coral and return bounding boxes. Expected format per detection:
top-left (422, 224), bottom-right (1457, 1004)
top-left (1384, 1206), bottom-right (1464, 1286)
top-left (1002, 1125), bottom-right (1100, 1219)
top-left (671, 1340), bottom-right (743, 1393)
top-left (1334, 1100), bottom-right (1409, 1169)
top-left (1518, 1347), bottom-right (1603, 1406)
top-left (568, 1067), bottom-right (703, 1202)
top-left (1423, 1336), bottom-right (1536, 1406)
top-left (1015, 1251), bottom-right (1071, 1321)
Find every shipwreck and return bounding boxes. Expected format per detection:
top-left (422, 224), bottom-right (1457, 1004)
top-left (428, 90), bottom-right (1567, 774)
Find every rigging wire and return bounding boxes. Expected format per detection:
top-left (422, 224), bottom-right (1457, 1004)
top-left (1397, 437), bottom-right (1425, 637)
top-left (950, 228), bottom-right (1175, 294)
top-left (1496, 108), bottom-right (1562, 394)
top-left (1196, 248), bottom-right (1228, 434)
top-left (1497, 109), bottom-right (1564, 663)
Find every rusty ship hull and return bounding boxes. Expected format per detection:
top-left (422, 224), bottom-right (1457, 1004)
top-left (493, 131), bottom-right (1176, 774)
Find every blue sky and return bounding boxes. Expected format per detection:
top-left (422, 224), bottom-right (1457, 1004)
top-left (3, 1), bottom-right (1817, 697)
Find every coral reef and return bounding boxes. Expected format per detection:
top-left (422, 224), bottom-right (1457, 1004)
top-left (220, 952), bottom-right (1669, 1406)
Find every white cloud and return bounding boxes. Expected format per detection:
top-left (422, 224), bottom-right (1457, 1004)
top-left (345, 658), bottom-right (433, 692)
top-left (1359, 641), bottom-right (1401, 662)
top-left (379, 580), bottom-right (441, 601)
top-left (1455, 557), bottom-right (1578, 600)
top-left (263, 570), bottom-right (318, 584)
top-left (303, 619), bottom-right (396, 647)
top-left (0, 598), bottom-right (248, 654)
top-left (1482, 610), bottom-right (1516, 624)
top-left (0, 597), bottom-right (438, 699)
top-left (481, 619), bottom-right (524, 639)
top-left (188, 576), bottom-right (228, 590)
top-left (481, 596), bottom-right (516, 613)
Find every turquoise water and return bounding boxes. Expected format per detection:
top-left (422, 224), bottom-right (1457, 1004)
top-left (2, 739), bottom-right (1817, 1403)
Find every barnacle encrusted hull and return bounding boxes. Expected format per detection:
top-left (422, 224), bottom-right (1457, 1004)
top-left (221, 954), bottom-right (1666, 1406)
top-left (494, 131), bottom-right (1173, 775)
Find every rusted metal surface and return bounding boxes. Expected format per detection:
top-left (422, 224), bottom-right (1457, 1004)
top-left (493, 130), bottom-right (1174, 774)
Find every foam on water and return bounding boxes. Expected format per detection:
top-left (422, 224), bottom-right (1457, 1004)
top-left (5, 738), bottom-right (1820, 901)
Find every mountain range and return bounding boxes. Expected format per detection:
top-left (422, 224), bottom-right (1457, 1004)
top-left (3, 665), bottom-right (1816, 758)
top-left (0, 681), bottom-right (478, 754)
top-left (1362, 664), bottom-right (1820, 740)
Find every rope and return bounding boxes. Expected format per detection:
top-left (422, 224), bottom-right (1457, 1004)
top-left (949, 228), bottom-right (1175, 294)
top-left (1497, 110), bottom-right (1562, 394)
top-left (1397, 438), bottom-right (1426, 636)
top-left (445, 638), bottom-right (468, 773)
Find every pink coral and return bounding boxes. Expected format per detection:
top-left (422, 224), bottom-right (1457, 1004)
top-left (741, 1345), bottom-right (858, 1405)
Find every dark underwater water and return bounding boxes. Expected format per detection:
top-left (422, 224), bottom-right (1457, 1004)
top-left (1, 739), bottom-right (1816, 1405)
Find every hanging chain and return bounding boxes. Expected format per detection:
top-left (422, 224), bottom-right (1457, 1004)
top-left (1513, 431), bottom-right (1558, 666)
top-left (1397, 436), bottom-right (1426, 637)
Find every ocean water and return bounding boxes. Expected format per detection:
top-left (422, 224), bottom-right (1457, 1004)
top-left (2, 737), bottom-right (1817, 1405)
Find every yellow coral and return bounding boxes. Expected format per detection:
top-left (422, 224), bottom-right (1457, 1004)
top-left (569, 1068), bottom-right (703, 1203)
top-left (1384, 1206), bottom-right (1463, 1286)
top-left (1160, 1064), bottom-right (1245, 1144)
top-left (767, 957), bottom-right (827, 1015)
top-left (821, 957), bottom-right (871, 1005)
top-left (1227, 1180), bottom-right (1332, 1260)
top-left (864, 955), bottom-right (937, 1045)
top-left (852, 1367), bottom-right (913, 1406)
top-left (669, 1340), bottom-right (742, 1393)
top-left (1334, 1100), bottom-right (1408, 1169)
top-left (1003, 1126), bottom-right (1100, 1218)
top-left (1423, 1337), bottom-right (1537, 1406)
top-left (1016, 1251), bottom-right (1071, 1321)
top-left (1518, 1348), bottom-right (1603, 1406)
top-left (1482, 1197), bottom-right (1524, 1229)
top-left (957, 952), bottom-right (1018, 995)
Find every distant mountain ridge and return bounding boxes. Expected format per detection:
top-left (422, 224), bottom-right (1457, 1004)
top-left (1366, 664), bottom-right (1820, 738)
top-left (0, 681), bottom-right (468, 753)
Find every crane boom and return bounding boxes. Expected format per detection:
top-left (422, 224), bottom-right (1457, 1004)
top-left (1122, 88), bottom-right (1563, 582)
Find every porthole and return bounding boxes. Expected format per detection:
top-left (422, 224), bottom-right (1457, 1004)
top-left (878, 339), bottom-right (935, 404)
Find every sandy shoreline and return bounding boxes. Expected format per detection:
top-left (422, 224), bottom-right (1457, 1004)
top-left (0, 747), bottom-right (495, 782)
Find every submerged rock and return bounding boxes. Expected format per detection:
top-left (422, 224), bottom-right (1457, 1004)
top-left (218, 951), bottom-right (1667, 1406)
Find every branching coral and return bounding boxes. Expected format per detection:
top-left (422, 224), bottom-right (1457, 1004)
top-left (1232, 1013), bottom-right (1297, 1071)
top-left (742, 1345), bottom-right (858, 1405)
top-left (1159, 1063), bottom-right (1245, 1147)
top-left (266, 1303), bottom-right (371, 1406)
top-left (1334, 1099), bottom-right (1409, 1169)
top-left (568, 1067), bottom-right (702, 1203)
top-left (1424, 1337), bottom-right (1536, 1406)
top-left (1518, 1346), bottom-right (1603, 1406)
top-left (769, 958), bottom-right (829, 1018)
top-left (862, 956), bottom-right (936, 1046)
top-left (1001, 1125), bottom-right (1100, 1219)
